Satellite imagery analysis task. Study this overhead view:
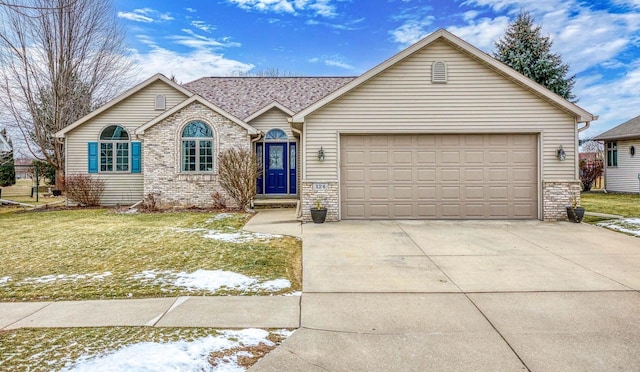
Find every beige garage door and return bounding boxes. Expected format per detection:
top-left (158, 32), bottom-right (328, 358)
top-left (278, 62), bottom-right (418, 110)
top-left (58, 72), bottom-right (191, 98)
top-left (340, 134), bottom-right (538, 219)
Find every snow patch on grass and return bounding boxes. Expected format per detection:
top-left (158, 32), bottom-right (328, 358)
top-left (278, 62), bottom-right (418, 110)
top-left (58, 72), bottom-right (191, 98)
top-left (13, 272), bottom-right (112, 285)
top-left (173, 227), bottom-right (281, 243)
top-left (597, 218), bottom-right (640, 237)
top-left (62, 329), bottom-right (288, 372)
top-left (0, 276), bottom-right (11, 284)
top-left (132, 269), bottom-right (291, 293)
top-left (207, 213), bottom-right (235, 222)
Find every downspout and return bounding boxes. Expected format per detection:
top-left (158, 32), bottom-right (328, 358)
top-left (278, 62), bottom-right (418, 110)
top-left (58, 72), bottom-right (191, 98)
top-left (290, 125), bottom-right (303, 218)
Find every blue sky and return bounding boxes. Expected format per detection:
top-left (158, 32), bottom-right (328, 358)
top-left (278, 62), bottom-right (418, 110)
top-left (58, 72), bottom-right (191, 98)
top-left (114, 0), bottom-right (640, 138)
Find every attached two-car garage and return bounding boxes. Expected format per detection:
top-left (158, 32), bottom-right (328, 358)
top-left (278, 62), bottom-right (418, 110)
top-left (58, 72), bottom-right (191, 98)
top-left (340, 134), bottom-right (538, 220)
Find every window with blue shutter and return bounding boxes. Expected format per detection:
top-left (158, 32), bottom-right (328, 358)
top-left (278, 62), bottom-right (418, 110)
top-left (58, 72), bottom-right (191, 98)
top-left (88, 142), bottom-right (98, 173)
top-left (131, 142), bottom-right (141, 173)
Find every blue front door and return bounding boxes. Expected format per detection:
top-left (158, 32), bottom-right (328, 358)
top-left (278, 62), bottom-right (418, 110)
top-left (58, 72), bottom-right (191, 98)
top-left (265, 143), bottom-right (287, 194)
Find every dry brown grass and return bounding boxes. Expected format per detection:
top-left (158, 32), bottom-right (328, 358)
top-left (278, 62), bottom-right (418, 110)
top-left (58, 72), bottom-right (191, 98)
top-left (0, 208), bottom-right (301, 300)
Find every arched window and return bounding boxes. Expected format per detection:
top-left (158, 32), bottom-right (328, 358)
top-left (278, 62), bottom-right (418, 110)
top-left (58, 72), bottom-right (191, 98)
top-left (265, 128), bottom-right (287, 140)
top-left (99, 125), bottom-right (129, 172)
top-left (181, 121), bottom-right (214, 172)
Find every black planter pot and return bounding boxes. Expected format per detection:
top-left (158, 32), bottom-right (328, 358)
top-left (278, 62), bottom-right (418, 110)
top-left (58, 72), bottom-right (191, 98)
top-left (310, 208), bottom-right (327, 224)
top-left (566, 206), bottom-right (585, 223)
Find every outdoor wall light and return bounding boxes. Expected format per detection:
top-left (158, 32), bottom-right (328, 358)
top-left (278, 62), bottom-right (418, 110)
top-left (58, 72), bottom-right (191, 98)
top-left (557, 145), bottom-right (566, 161)
top-left (318, 146), bottom-right (325, 162)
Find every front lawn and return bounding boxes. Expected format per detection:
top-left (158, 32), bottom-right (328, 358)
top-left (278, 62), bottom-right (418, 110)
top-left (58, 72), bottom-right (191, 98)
top-left (580, 192), bottom-right (640, 224)
top-left (0, 327), bottom-right (291, 371)
top-left (0, 209), bottom-right (301, 301)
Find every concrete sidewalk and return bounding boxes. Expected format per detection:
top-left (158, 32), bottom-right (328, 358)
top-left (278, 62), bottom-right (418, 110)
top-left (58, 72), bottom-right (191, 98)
top-left (1, 296), bottom-right (300, 330)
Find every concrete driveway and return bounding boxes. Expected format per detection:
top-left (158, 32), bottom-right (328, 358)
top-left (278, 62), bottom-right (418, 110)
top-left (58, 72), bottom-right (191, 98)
top-left (252, 220), bottom-right (640, 371)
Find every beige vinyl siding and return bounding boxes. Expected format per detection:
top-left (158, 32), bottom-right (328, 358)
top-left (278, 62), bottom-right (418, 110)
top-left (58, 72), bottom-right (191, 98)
top-left (248, 108), bottom-right (295, 140)
top-left (303, 39), bottom-right (577, 182)
top-left (605, 139), bottom-right (640, 193)
top-left (65, 80), bottom-right (189, 205)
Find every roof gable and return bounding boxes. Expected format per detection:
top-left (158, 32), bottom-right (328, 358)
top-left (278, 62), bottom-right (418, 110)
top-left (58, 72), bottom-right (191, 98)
top-left (292, 29), bottom-right (596, 124)
top-left (55, 74), bottom-right (193, 138)
top-left (245, 101), bottom-right (295, 123)
top-left (135, 95), bottom-right (258, 135)
top-left (595, 114), bottom-right (640, 141)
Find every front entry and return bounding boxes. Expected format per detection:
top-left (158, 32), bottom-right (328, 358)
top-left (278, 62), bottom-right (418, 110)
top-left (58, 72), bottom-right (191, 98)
top-left (265, 143), bottom-right (288, 194)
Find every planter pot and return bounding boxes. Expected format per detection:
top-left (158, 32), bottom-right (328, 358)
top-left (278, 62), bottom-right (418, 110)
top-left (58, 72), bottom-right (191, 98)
top-left (310, 208), bottom-right (327, 224)
top-left (566, 206), bottom-right (585, 223)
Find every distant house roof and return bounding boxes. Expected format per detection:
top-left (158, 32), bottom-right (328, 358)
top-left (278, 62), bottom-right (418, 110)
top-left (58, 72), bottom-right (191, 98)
top-left (595, 115), bottom-right (640, 141)
top-left (183, 77), bottom-right (355, 120)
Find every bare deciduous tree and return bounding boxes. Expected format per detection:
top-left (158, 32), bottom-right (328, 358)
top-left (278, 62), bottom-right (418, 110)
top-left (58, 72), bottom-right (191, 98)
top-left (0, 0), bottom-right (131, 187)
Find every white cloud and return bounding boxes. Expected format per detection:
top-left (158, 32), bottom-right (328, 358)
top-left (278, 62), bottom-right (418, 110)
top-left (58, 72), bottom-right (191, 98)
top-left (325, 59), bottom-right (353, 69)
top-left (168, 29), bottom-right (240, 50)
top-left (185, 7), bottom-right (197, 13)
top-left (191, 20), bottom-right (215, 33)
top-left (117, 8), bottom-right (173, 23)
top-left (130, 46), bottom-right (254, 83)
top-left (117, 11), bottom-right (153, 23)
top-left (227, 0), bottom-right (337, 17)
top-left (390, 15), bottom-right (435, 46)
top-left (309, 54), bottom-right (354, 70)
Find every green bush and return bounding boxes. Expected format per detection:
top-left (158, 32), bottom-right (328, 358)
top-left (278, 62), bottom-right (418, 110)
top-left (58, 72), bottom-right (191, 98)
top-left (31, 160), bottom-right (56, 185)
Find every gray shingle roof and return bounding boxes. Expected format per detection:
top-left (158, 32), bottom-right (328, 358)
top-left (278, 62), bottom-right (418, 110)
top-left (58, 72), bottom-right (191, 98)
top-left (182, 77), bottom-right (356, 121)
top-left (595, 115), bottom-right (640, 141)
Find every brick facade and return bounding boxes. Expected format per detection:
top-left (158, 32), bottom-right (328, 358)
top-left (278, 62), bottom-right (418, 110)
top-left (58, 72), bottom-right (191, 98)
top-left (300, 180), bottom-right (339, 222)
top-left (142, 102), bottom-right (250, 207)
top-left (542, 180), bottom-right (581, 221)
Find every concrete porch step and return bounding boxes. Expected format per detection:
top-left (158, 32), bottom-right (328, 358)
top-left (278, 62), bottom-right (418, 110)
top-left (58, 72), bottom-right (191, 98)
top-left (254, 198), bottom-right (299, 209)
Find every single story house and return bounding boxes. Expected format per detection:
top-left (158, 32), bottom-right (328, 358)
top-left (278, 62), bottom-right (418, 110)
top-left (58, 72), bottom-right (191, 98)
top-left (55, 29), bottom-right (597, 221)
top-left (594, 115), bottom-right (640, 193)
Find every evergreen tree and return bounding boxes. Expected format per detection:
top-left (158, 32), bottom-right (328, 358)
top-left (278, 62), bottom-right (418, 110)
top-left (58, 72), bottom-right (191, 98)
top-left (494, 11), bottom-right (576, 102)
top-left (0, 128), bottom-right (15, 187)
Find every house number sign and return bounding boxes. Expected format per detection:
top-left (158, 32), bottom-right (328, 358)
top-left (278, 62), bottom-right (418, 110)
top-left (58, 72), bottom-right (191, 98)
top-left (313, 183), bottom-right (328, 191)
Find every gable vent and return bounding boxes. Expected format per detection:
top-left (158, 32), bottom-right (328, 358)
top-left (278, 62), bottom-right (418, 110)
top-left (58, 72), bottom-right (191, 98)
top-left (432, 61), bottom-right (447, 83)
top-left (155, 94), bottom-right (166, 110)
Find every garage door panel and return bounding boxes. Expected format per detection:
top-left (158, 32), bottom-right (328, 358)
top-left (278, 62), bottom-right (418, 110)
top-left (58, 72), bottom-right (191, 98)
top-left (369, 169), bottom-right (389, 181)
top-left (370, 186), bottom-right (389, 200)
top-left (441, 169), bottom-right (461, 182)
top-left (417, 151), bottom-right (436, 163)
top-left (417, 168), bottom-right (436, 181)
top-left (344, 168), bottom-right (365, 182)
top-left (440, 151), bottom-right (461, 164)
top-left (345, 186), bottom-right (366, 200)
top-left (417, 186), bottom-right (436, 200)
top-left (442, 204), bottom-right (462, 217)
top-left (370, 151), bottom-right (389, 164)
top-left (464, 186), bottom-right (485, 200)
top-left (393, 168), bottom-right (413, 181)
top-left (393, 186), bottom-right (413, 200)
top-left (341, 134), bottom-right (537, 220)
top-left (370, 204), bottom-right (390, 217)
top-left (464, 168), bottom-right (485, 182)
top-left (394, 204), bottom-right (413, 218)
top-left (344, 150), bottom-right (365, 165)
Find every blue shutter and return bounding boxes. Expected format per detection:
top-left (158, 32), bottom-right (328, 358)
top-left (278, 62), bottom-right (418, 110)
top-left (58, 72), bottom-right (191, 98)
top-left (131, 142), bottom-right (141, 173)
top-left (88, 142), bottom-right (98, 173)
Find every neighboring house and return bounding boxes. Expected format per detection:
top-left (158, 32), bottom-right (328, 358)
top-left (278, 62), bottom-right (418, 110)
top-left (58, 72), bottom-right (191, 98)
top-left (0, 129), bottom-right (11, 153)
top-left (55, 29), bottom-right (596, 221)
top-left (594, 115), bottom-right (640, 193)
